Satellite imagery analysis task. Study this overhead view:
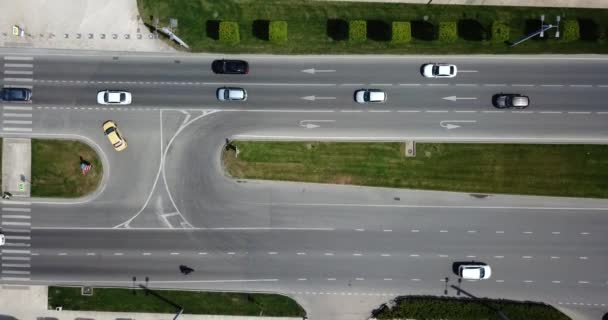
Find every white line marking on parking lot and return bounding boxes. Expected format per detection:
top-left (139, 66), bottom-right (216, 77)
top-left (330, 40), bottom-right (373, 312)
top-left (494, 256), bottom-right (504, 259)
top-left (4, 70), bottom-right (33, 75)
top-left (539, 111), bottom-right (562, 114)
top-left (399, 83), bottom-right (421, 86)
top-left (541, 84), bottom-right (564, 87)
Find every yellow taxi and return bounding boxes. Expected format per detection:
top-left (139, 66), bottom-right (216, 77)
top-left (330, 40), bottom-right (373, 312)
top-left (102, 120), bottom-right (128, 151)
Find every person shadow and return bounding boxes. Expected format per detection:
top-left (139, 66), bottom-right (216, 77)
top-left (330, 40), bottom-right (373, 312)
top-left (179, 265), bottom-right (194, 275)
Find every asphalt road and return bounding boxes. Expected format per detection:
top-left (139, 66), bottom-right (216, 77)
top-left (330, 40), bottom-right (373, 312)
top-left (1, 48), bottom-right (607, 319)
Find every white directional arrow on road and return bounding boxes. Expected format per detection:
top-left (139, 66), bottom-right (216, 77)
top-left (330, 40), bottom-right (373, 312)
top-left (439, 120), bottom-right (477, 130)
top-left (301, 95), bottom-right (336, 101)
top-left (443, 96), bottom-right (478, 101)
top-left (299, 120), bottom-right (336, 129)
top-left (301, 68), bottom-right (336, 74)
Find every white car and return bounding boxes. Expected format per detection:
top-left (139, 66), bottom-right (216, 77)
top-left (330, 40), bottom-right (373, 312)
top-left (421, 63), bottom-right (458, 78)
top-left (354, 89), bottom-right (387, 104)
top-left (97, 90), bottom-right (132, 105)
top-left (0, 233), bottom-right (5, 246)
top-left (459, 264), bottom-right (492, 280)
top-left (217, 87), bottom-right (247, 101)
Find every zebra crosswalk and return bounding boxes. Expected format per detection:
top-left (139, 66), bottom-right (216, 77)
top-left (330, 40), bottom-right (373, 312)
top-left (2, 56), bottom-right (34, 133)
top-left (0, 201), bottom-right (32, 281)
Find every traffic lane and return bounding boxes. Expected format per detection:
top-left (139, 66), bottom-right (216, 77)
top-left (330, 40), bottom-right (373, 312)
top-left (228, 110), bottom-right (608, 142)
top-left (29, 53), bottom-right (608, 86)
top-left (29, 79), bottom-right (608, 112)
top-left (31, 228), bottom-right (607, 261)
top-left (30, 245), bottom-right (607, 292)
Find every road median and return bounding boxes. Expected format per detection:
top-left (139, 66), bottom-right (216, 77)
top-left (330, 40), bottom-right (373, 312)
top-left (48, 286), bottom-right (306, 318)
top-left (223, 141), bottom-right (608, 198)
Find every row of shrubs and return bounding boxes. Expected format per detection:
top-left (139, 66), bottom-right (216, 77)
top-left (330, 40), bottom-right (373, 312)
top-left (371, 296), bottom-right (571, 320)
top-left (219, 21), bottom-right (287, 44)
top-left (217, 19), bottom-right (584, 44)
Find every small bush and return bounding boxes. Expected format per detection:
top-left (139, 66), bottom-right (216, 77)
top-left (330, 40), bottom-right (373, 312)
top-left (438, 21), bottom-right (457, 42)
top-left (391, 21), bottom-right (411, 43)
top-left (349, 20), bottom-right (367, 42)
top-left (269, 21), bottom-right (288, 43)
top-left (491, 22), bottom-right (510, 43)
top-left (219, 21), bottom-right (240, 44)
top-left (562, 19), bottom-right (580, 41)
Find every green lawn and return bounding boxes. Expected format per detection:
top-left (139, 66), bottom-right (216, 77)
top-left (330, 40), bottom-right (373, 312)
top-left (138, 0), bottom-right (608, 53)
top-left (31, 140), bottom-right (102, 198)
top-left (224, 142), bottom-right (608, 198)
top-left (374, 296), bottom-right (570, 320)
top-left (48, 286), bottom-right (306, 317)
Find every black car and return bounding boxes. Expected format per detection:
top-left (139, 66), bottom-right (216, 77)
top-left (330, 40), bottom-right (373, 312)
top-left (0, 87), bottom-right (32, 102)
top-left (492, 93), bottom-right (529, 109)
top-left (211, 59), bottom-right (249, 74)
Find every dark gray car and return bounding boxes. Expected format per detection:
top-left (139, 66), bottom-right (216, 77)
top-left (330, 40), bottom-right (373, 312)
top-left (0, 88), bottom-right (32, 102)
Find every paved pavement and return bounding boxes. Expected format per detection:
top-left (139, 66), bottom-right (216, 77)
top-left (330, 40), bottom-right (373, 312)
top-left (316, 0), bottom-right (608, 8)
top-left (1, 138), bottom-right (31, 197)
top-left (0, 48), bottom-right (607, 319)
top-left (0, 285), bottom-right (303, 320)
top-left (0, 0), bottom-right (173, 52)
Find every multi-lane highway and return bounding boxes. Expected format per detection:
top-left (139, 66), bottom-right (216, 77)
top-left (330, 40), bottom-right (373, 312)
top-left (1, 47), bottom-right (607, 319)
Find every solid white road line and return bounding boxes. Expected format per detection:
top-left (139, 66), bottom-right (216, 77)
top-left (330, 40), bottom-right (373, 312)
top-left (3, 120), bottom-right (32, 125)
top-left (4, 70), bottom-right (33, 75)
top-left (3, 78), bottom-right (33, 82)
top-left (4, 57), bottom-right (34, 61)
top-left (3, 113), bottom-right (32, 118)
top-left (2, 208), bottom-right (31, 212)
top-left (4, 63), bottom-right (33, 68)
top-left (3, 106), bottom-right (33, 111)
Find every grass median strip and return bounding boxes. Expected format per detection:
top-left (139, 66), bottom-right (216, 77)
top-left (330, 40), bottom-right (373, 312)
top-left (48, 286), bottom-right (306, 317)
top-left (31, 139), bottom-right (102, 198)
top-left (224, 142), bottom-right (608, 198)
top-left (138, 0), bottom-right (608, 54)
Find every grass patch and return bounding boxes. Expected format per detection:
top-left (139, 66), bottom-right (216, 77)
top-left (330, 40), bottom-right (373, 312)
top-left (224, 142), bottom-right (608, 198)
top-left (31, 140), bottom-right (102, 198)
top-left (372, 296), bottom-right (570, 320)
top-left (137, 0), bottom-right (608, 54)
top-left (48, 286), bottom-right (306, 317)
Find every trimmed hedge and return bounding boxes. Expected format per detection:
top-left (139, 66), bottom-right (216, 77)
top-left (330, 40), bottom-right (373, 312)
top-left (373, 296), bottom-right (571, 320)
top-left (491, 21), bottom-right (510, 43)
top-left (562, 19), bottom-right (580, 41)
top-left (438, 21), bottom-right (457, 42)
top-left (349, 20), bottom-right (367, 42)
top-left (219, 21), bottom-right (240, 44)
top-left (391, 21), bottom-right (411, 43)
top-left (269, 21), bottom-right (288, 43)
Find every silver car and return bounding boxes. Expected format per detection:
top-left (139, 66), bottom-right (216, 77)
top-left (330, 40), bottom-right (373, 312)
top-left (217, 87), bottom-right (247, 101)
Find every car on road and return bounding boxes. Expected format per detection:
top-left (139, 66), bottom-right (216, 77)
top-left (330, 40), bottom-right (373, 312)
top-left (212, 59), bottom-right (249, 74)
top-left (354, 89), bottom-right (387, 104)
top-left (492, 93), bottom-right (530, 109)
top-left (0, 233), bottom-right (5, 246)
top-left (0, 87), bottom-right (32, 102)
top-left (216, 87), bottom-right (247, 101)
top-left (421, 63), bottom-right (458, 78)
top-left (459, 264), bottom-right (492, 280)
top-left (102, 120), bottom-right (128, 151)
top-left (97, 90), bottom-right (132, 105)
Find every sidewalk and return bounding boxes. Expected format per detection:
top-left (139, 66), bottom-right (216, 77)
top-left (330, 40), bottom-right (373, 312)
top-left (1, 138), bottom-right (31, 198)
top-left (316, 0), bottom-right (608, 8)
top-left (0, 285), bottom-right (303, 320)
top-left (0, 0), bottom-right (174, 52)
